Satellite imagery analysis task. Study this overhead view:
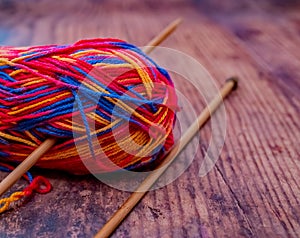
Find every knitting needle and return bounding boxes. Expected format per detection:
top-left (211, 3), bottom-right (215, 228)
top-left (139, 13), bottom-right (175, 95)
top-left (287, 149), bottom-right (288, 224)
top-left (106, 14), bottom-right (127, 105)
top-left (145, 17), bottom-right (182, 54)
top-left (0, 138), bottom-right (56, 196)
top-left (0, 18), bottom-right (183, 197)
top-left (95, 77), bottom-right (238, 238)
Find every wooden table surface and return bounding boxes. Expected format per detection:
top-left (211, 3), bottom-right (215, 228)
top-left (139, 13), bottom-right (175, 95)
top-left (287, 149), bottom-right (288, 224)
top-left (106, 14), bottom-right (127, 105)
top-left (0, 0), bottom-right (299, 237)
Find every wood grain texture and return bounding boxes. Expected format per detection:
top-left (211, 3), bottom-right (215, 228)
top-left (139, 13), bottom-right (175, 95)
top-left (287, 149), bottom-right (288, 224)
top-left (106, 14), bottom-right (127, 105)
top-left (0, 0), bottom-right (299, 237)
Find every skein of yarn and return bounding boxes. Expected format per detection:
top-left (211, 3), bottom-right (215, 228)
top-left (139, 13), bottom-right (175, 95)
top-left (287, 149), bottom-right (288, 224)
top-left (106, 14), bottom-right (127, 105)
top-left (0, 38), bottom-right (178, 175)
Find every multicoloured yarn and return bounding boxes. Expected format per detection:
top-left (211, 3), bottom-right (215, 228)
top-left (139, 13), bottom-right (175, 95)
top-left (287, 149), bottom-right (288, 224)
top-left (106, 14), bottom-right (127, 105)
top-left (0, 163), bottom-right (52, 213)
top-left (0, 39), bottom-right (177, 175)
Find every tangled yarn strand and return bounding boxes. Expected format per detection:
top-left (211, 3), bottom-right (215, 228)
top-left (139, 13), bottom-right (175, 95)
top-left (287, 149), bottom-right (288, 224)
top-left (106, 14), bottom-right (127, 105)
top-left (0, 163), bottom-right (51, 213)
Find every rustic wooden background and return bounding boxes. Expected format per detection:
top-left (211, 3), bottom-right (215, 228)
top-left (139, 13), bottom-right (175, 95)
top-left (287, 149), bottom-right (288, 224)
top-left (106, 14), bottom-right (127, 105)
top-left (0, 0), bottom-right (300, 237)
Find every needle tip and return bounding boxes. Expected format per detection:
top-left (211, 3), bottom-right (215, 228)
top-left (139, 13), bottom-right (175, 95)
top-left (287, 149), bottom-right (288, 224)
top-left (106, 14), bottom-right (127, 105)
top-left (175, 17), bottom-right (183, 25)
top-left (226, 76), bottom-right (239, 91)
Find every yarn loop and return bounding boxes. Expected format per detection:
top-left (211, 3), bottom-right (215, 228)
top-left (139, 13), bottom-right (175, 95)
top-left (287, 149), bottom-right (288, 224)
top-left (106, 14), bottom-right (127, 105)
top-left (0, 163), bottom-right (52, 213)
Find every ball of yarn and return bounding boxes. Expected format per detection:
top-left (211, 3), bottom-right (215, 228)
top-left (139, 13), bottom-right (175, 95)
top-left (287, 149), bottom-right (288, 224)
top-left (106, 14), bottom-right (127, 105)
top-left (0, 39), bottom-right (177, 174)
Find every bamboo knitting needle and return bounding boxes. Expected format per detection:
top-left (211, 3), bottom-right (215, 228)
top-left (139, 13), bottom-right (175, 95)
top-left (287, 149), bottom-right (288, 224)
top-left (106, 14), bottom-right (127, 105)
top-left (0, 18), bottom-right (183, 197)
top-left (0, 138), bottom-right (56, 196)
top-left (95, 77), bottom-right (238, 238)
top-left (145, 17), bottom-right (182, 54)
